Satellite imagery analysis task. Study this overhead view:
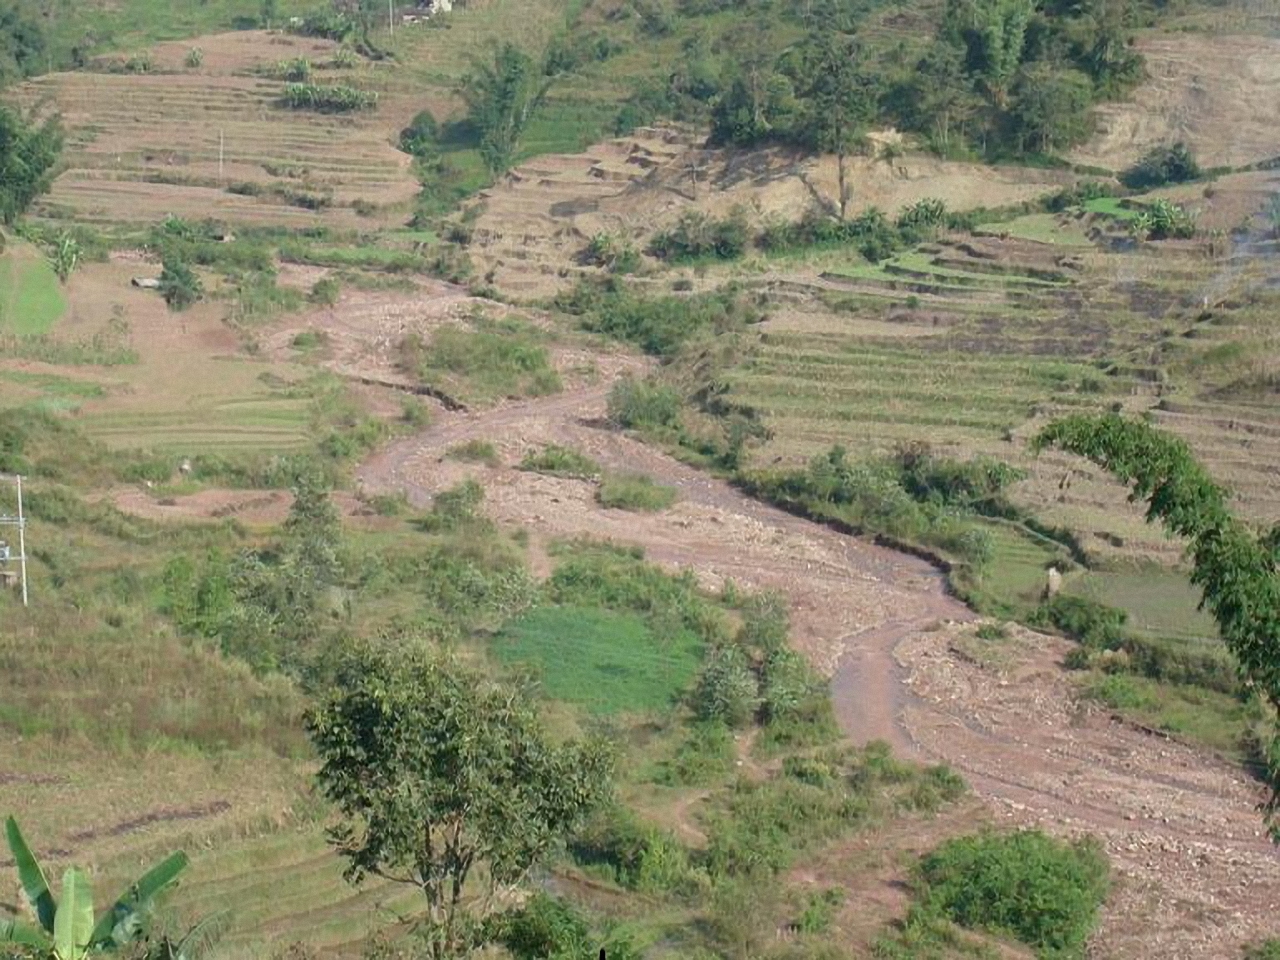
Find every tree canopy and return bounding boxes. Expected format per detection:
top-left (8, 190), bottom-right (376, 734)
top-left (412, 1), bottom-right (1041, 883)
top-left (1034, 414), bottom-right (1280, 838)
top-left (0, 105), bottom-right (61, 225)
top-left (461, 43), bottom-right (554, 177)
top-left (306, 645), bottom-right (614, 959)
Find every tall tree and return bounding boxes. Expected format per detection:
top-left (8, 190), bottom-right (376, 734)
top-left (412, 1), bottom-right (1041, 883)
top-left (1034, 414), bottom-right (1280, 839)
top-left (462, 43), bottom-right (554, 177)
top-left (307, 645), bottom-right (613, 959)
top-left (0, 105), bottom-right (61, 225)
top-left (943, 0), bottom-right (1034, 108)
top-left (905, 41), bottom-right (984, 153)
top-left (0, 1), bottom-right (46, 86)
top-left (1008, 64), bottom-right (1094, 153)
top-left (792, 32), bottom-right (876, 220)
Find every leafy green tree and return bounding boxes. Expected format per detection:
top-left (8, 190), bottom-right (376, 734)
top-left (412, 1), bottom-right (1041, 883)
top-left (260, 0), bottom-right (279, 29)
top-left (944, 0), bottom-right (1034, 108)
top-left (901, 41), bottom-right (984, 153)
top-left (791, 32), bottom-right (876, 220)
top-left (1034, 414), bottom-right (1280, 838)
top-left (1008, 64), bottom-right (1094, 153)
top-left (462, 43), bottom-right (554, 177)
top-left (306, 645), bottom-right (613, 960)
top-left (2, 817), bottom-right (188, 957)
top-left (0, 106), bottom-right (61, 225)
top-left (0, 1), bottom-right (46, 86)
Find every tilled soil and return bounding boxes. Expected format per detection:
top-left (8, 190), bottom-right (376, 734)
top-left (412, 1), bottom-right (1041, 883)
top-left (357, 383), bottom-right (1279, 959)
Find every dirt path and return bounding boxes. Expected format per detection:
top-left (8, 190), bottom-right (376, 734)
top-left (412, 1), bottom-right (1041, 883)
top-left (357, 385), bottom-right (1279, 958)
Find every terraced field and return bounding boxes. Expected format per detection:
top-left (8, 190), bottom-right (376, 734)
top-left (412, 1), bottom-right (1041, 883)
top-left (12, 33), bottom-right (418, 230)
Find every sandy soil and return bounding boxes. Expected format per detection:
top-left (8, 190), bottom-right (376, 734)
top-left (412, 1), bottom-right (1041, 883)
top-left (355, 380), bottom-right (1280, 959)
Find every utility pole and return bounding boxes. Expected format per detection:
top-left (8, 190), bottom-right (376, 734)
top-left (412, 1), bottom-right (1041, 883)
top-left (0, 474), bottom-right (29, 607)
top-left (389, 0), bottom-right (395, 37)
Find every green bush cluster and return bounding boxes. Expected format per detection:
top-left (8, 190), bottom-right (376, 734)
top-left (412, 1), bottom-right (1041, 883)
top-left (650, 209), bottom-right (751, 262)
top-left (399, 321), bottom-right (561, 400)
top-left (557, 279), bottom-right (762, 357)
top-left (915, 830), bottom-right (1109, 958)
top-left (1121, 142), bottom-right (1200, 190)
top-left (741, 445), bottom-right (1011, 569)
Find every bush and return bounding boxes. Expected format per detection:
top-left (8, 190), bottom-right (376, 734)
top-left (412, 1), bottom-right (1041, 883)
top-left (1033, 594), bottom-right (1127, 649)
top-left (1244, 940), bottom-right (1280, 960)
top-left (692, 645), bottom-right (760, 728)
top-left (399, 323), bottom-right (561, 400)
top-left (1122, 142), bottom-right (1200, 190)
top-left (399, 109), bottom-right (439, 157)
top-left (656, 720), bottom-right (735, 785)
top-left (185, 47), bottom-right (204, 68)
top-left (607, 377), bottom-right (682, 430)
top-left (519, 443), bottom-right (600, 479)
top-left (916, 830), bottom-right (1109, 958)
top-left (650, 209), bottom-right (750, 262)
top-left (596, 471), bottom-right (678, 511)
top-left (556, 280), bottom-right (762, 357)
top-left (309, 276), bottom-right (340, 305)
top-left (159, 257), bottom-right (202, 310)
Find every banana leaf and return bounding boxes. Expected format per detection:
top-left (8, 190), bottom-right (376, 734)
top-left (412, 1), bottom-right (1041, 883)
top-left (53, 868), bottom-right (94, 960)
top-left (1, 916), bottom-right (51, 948)
top-left (4, 817), bottom-right (56, 933)
top-left (90, 850), bottom-right (189, 947)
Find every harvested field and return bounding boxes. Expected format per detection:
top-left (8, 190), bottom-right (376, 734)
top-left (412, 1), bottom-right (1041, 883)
top-left (1070, 34), bottom-right (1280, 171)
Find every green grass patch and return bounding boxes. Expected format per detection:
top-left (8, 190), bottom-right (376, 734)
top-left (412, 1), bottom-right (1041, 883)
top-left (399, 320), bottom-right (561, 402)
top-left (0, 248), bottom-right (66, 336)
top-left (1076, 672), bottom-right (1255, 756)
top-left (491, 605), bottom-right (702, 714)
top-left (519, 443), bottom-right (601, 479)
top-left (972, 213), bottom-right (1092, 246)
top-left (597, 471), bottom-right (678, 512)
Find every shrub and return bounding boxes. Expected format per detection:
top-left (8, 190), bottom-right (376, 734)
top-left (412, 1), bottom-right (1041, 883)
top-left (291, 329), bottom-right (328, 350)
top-left (651, 208), bottom-right (750, 261)
top-left (1132, 198), bottom-right (1197, 240)
top-left (309, 276), bottom-right (340, 305)
top-left (519, 444), bottom-right (600, 479)
top-left (583, 232), bottom-right (641, 273)
top-left (896, 198), bottom-right (948, 239)
top-left (656, 720), bottom-right (735, 785)
top-left (1122, 142), bottom-right (1200, 190)
top-left (1033, 594), bottom-right (1127, 649)
top-left (607, 377), bottom-right (682, 430)
top-left (916, 830), bottom-right (1109, 958)
top-left (399, 109), bottom-right (439, 157)
top-left (185, 47), bottom-right (204, 68)
top-left (692, 645), bottom-right (760, 728)
top-left (159, 257), bottom-right (202, 310)
top-left (556, 280), bottom-right (762, 357)
top-left (1244, 940), bottom-right (1280, 960)
top-left (596, 471), bottom-right (678, 511)
top-left (399, 323), bottom-right (561, 400)
top-left (797, 889), bottom-right (845, 934)
top-left (446, 439), bottom-right (500, 466)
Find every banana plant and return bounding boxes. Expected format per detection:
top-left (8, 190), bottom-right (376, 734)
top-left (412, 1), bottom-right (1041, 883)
top-left (2, 817), bottom-right (189, 958)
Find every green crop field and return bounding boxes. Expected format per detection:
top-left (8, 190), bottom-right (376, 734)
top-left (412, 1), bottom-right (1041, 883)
top-left (1066, 568), bottom-right (1219, 641)
top-left (0, 246), bottom-right (66, 335)
top-left (491, 606), bottom-right (703, 714)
